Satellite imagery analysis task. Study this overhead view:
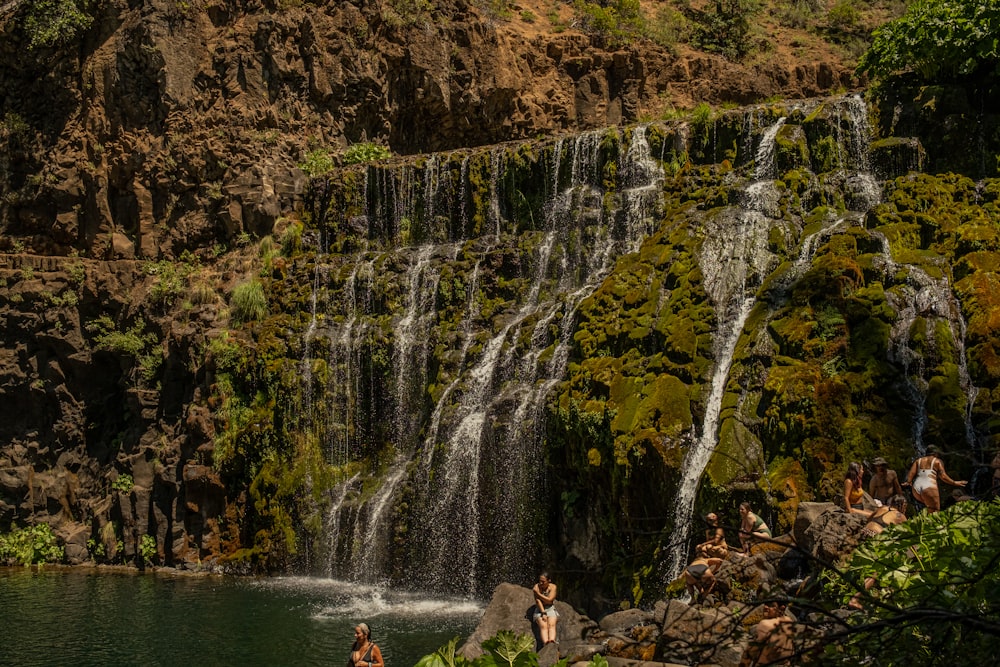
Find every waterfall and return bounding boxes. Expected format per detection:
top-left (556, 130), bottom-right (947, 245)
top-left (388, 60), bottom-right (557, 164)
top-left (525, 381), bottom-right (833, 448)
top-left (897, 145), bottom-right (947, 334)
top-left (873, 233), bottom-right (979, 453)
top-left (665, 115), bottom-right (788, 580)
top-left (307, 125), bottom-right (665, 595)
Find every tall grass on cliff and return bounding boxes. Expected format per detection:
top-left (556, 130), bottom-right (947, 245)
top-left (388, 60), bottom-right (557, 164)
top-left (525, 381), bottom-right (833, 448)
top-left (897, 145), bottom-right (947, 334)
top-left (230, 279), bottom-right (268, 324)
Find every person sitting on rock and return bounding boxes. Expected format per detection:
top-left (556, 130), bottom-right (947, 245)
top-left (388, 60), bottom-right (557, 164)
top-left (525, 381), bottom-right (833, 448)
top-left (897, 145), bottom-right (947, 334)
top-left (849, 495), bottom-right (908, 610)
top-left (739, 600), bottom-right (796, 667)
top-left (868, 457), bottom-right (903, 506)
top-left (695, 512), bottom-right (729, 559)
top-left (843, 461), bottom-right (872, 517)
top-left (683, 555), bottom-right (723, 600)
top-left (738, 502), bottom-right (772, 554)
top-left (859, 494), bottom-right (907, 540)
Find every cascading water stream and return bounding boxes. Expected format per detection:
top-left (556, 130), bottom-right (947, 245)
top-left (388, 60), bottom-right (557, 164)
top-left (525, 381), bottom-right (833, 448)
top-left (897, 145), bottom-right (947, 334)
top-left (308, 125), bottom-right (665, 595)
top-left (665, 114), bottom-right (791, 580)
top-left (872, 232), bottom-right (979, 453)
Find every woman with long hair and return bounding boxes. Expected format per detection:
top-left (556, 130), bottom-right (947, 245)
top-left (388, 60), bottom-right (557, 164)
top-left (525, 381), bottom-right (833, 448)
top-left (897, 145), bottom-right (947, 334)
top-left (347, 623), bottom-right (383, 667)
top-left (843, 461), bottom-right (871, 517)
top-left (738, 502), bottom-right (771, 554)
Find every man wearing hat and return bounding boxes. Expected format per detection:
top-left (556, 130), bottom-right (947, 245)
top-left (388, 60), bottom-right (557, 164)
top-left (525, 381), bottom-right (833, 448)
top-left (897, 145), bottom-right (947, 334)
top-left (869, 457), bottom-right (903, 505)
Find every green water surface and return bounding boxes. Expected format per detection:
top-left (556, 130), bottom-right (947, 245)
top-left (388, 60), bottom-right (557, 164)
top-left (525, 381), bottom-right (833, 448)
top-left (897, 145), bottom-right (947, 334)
top-left (0, 568), bottom-right (481, 666)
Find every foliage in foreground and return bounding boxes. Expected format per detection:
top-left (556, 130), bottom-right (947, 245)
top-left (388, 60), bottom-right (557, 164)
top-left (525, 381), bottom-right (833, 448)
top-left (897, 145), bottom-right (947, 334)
top-left (820, 499), bottom-right (1000, 665)
top-left (415, 631), bottom-right (570, 667)
top-left (857, 0), bottom-right (1000, 83)
top-left (0, 523), bottom-right (65, 565)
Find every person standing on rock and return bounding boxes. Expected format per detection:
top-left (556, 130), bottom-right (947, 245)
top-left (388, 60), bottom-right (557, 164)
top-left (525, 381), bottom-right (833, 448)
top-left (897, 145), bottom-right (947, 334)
top-left (532, 572), bottom-right (559, 645)
top-left (868, 457), bottom-right (903, 505)
top-left (683, 555), bottom-right (723, 600)
top-left (905, 447), bottom-right (966, 513)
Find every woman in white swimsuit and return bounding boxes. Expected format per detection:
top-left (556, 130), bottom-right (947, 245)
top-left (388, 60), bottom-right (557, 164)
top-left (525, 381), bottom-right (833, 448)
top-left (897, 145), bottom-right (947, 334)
top-left (905, 448), bottom-right (966, 513)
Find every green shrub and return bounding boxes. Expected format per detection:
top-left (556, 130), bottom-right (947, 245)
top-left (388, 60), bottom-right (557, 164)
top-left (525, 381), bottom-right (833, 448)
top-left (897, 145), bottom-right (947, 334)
top-left (690, 0), bottom-right (761, 60)
top-left (280, 221), bottom-right (303, 256)
top-left (0, 524), bottom-right (64, 565)
top-left (139, 534), bottom-right (157, 565)
top-left (230, 279), bottom-right (268, 324)
top-left (416, 631), bottom-right (536, 667)
top-left (343, 142), bottom-right (392, 165)
top-left (21, 0), bottom-right (94, 50)
top-left (822, 499), bottom-right (1000, 664)
top-left (827, 0), bottom-right (861, 31)
top-left (299, 148), bottom-right (336, 177)
top-left (111, 473), bottom-right (134, 493)
top-left (858, 0), bottom-right (1000, 82)
top-left (144, 259), bottom-right (196, 308)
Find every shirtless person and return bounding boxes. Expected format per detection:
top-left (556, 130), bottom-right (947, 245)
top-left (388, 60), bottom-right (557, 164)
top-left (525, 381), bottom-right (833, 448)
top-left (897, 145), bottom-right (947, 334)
top-left (739, 600), bottom-right (796, 666)
top-left (695, 512), bottom-right (729, 559)
top-left (868, 457), bottom-right (903, 505)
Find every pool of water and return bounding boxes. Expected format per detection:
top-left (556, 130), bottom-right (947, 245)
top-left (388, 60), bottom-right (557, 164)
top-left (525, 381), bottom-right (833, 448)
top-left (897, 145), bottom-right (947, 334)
top-left (0, 568), bottom-right (482, 666)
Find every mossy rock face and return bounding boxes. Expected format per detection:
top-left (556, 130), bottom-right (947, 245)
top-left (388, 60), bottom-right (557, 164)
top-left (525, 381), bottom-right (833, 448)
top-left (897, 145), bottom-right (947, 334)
top-left (870, 82), bottom-right (1000, 178)
top-left (870, 136), bottom-right (926, 180)
top-left (775, 124), bottom-right (810, 173)
top-left (208, 96), bottom-right (1000, 594)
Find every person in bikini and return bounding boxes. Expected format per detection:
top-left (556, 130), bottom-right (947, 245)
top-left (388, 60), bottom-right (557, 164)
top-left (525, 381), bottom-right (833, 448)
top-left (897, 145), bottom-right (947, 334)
top-left (849, 495), bottom-right (908, 609)
top-left (843, 461), bottom-right (871, 517)
top-left (532, 572), bottom-right (559, 645)
top-left (738, 502), bottom-right (771, 554)
top-left (348, 623), bottom-right (383, 667)
top-left (905, 447), bottom-right (966, 513)
top-left (868, 457), bottom-right (903, 505)
top-left (684, 555), bottom-right (723, 600)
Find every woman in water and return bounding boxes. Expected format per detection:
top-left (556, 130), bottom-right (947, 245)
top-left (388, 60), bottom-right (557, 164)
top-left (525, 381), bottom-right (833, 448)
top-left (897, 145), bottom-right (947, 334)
top-left (532, 572), bottom-right (559, 645)
top-left (843, 461), bottom-right (872, 517)
top-left (348, 623), bottom-right (384, 667)
top-left (738, 502), bottom-right (772, 554)
top-left (906, 448), bottom-right (966, 513)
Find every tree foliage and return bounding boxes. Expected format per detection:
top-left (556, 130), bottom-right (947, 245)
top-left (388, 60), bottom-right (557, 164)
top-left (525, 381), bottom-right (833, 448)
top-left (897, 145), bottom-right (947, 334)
top-left (819, 499), bottom-right (1000, 665)
top-left (21, 0), bottom-right (95, 50)
top-left (857, 0), bottom-right (1000, 83)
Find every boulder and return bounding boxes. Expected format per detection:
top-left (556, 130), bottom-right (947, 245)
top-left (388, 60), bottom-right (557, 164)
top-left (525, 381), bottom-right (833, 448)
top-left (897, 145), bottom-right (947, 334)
top-left (658, 599), bottom-right (742, 666)
top-left (792, 502), bottom-right (839, 548)
top-left (459, 582), bottom-right (597, 659)
top-left (598, 608), bottom-right (655, 634)
top-left (803, 507), bottom-right (866, 564)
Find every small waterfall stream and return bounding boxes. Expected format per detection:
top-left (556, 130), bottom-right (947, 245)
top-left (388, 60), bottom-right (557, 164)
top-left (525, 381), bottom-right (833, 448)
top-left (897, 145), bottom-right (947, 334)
top-left (665, 114), bottom-right (787, 580)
